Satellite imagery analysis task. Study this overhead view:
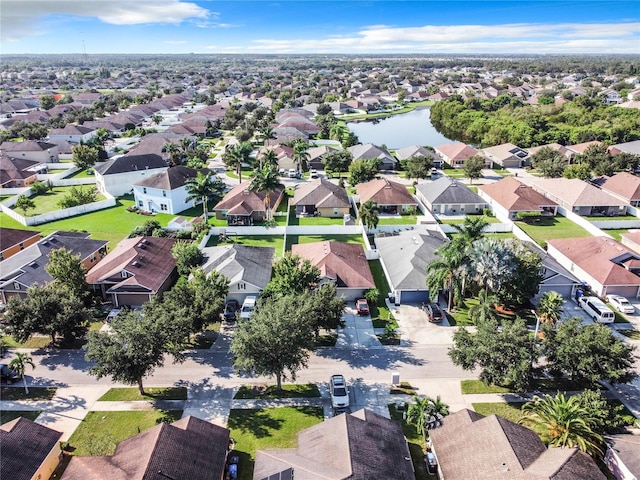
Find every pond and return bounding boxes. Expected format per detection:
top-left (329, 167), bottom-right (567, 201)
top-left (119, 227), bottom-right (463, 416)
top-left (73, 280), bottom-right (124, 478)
top-left (346, 108), bottom-right (455, 150)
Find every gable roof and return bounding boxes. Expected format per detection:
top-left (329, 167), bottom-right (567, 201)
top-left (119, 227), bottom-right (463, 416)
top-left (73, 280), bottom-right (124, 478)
top-left (479, 177), bottom-right (557, 212)
top-left (0, 140), bottom-right (58, 153)
top-left (394, 145), bottom-right (438, 161)
top-left (291, 178), bottom-right (350, 209)
top-left (253, 409), bottom-right (414, 480)
top-left (94, 153), bottom-right (167, 176)
top-left (547, 236), bottom-right (640, 287)
top-left (201, 244), bottom-right (274, 289)
top-left (356, 178), bottom-right (416, 206)
top-left (213, 181), bottom-right (284, 216)
top-left (435, 142), bottom-right (479, 161)
top-left (482, 143), bottom-right (530, 162)
top-left (532, 178), bottom-right (627, 208)
top-left (134, 166), bottom-right (213, 190)
top-left (566, 141), bottom-right (602, 155)
top-left (61, 416), bottom-right (229, 480)
top-left (0, 417), bottom-right (63, 480)
top-left (429, 409), bottom-right (605, 480)
top-left (85, 236), bottom-right (178, 293)
top-left (417, 177), bottom-right (486, 205)
top-left (595, 172), bottom-right (640, 203)
top-left (0, 228), bottom-right (41, 254)
top-left (348, 143), bottom-right (396, 164)
top-left (0, 153), bottom-right (41, 185)
top-left (291, 241), bottom-right (374, 289)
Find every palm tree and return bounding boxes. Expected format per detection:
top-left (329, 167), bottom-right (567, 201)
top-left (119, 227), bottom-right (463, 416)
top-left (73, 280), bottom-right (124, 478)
top-left (260, 148), bottom-right (279, 169)
top-left (452, 215), bottom-right (489, 247)
top-left (358, 200), bottom-right (379, 232)
top-left (259, 126), bottom-right (275, 143)
top-left (537, 291), bottom-right (564, 325)
top-left (469, 288), bottom-right (499, 324)
top-left (293, 139), bottom-right (310, 173)
top-left (329, 123), bottom-right (348, 142)
top-left (426, 242), bottom-right (465, 311)
top-left (163, 142), bottom-right (181, 166)
top-left (520, 392), bottom-right (603, 457)
top-left (406, 395), bottom-right (450, 441)
top-left (185, 171), bottom-right (225, 220)
top-left (249, 165), bottom-right (283, 220)
top-left (466, 237), bottom-right (515, 295)
top-left (9, 352), bottom-right (35, 395)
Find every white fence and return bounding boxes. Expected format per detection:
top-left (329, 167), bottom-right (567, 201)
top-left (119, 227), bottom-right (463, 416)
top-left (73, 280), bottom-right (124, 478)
top-left (559, 207), bottom-right (613, 238)
top-left (0, 194), bottom-right (116, 226)
top-left (590, 220), bottom-right (640, 230)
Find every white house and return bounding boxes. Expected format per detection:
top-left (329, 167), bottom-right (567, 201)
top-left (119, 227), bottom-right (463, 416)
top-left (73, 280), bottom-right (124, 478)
top-left (47, 124), bottom-right (96, 144)
top-left (94, 153), bottom-right (167, 197)
top-left (133, 166), bottom-right (214, 214)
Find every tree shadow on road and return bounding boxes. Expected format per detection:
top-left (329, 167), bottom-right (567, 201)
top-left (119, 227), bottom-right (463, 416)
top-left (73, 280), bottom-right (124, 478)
top-left (315, 344), bottom-right (425, 370)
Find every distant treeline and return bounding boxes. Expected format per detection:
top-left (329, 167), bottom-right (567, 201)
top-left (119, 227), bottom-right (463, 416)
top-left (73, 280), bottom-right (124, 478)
top-left (430, 94), bottom-right (640, 148)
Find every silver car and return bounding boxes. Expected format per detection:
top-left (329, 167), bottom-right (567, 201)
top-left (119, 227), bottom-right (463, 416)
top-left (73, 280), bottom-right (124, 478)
top-left (607, 295), bottom-right (635, 314)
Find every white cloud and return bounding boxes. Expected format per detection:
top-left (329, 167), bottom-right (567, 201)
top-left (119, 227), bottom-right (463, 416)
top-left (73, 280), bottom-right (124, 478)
top-left (1, 0), bottom-right (211, 41)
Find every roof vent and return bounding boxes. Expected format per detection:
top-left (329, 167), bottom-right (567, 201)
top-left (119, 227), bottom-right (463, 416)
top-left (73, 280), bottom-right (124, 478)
top-left (132, 261), bottom-right (140, 267)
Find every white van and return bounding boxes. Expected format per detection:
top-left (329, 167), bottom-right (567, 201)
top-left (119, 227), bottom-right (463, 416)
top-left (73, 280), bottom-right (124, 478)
top-left (240, 296), bottom-right (257, 319)
top-left (579, 296), bottom-right (615, 324)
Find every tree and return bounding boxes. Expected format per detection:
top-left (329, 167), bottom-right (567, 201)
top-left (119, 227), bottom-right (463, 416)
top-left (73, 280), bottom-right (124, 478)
top-left (163, 142), bottom-right (182, 165)
top-left (262, 253), bottom-right (321, 298)
top-left (449, 317), bottom-right (537, 392)
top-left (223, 142), bottom-right (252, 183)
top-left (293, 139), bottom-right (310, 172)
top-left (39, 94), bottom-right (55, 110)
top-left (184, 171), bottom-right (225, 220)
top-left (306, 283), bottom-right (346, 338)
top-left (426, 242), bottom-right (465, 310)
top-left (404, 154), bottom-right (434, 181)
top-left (259, 148), bottom-right (279, 169)
top-left (531, 147), bottom-right (567, 178)
top-left (406, 395), bottom-right (450, 441)
top-left (30, 180), bottom-right (50, 195)
top-left (231, 294), bottom-right (315, 390)
top-left (348, 158), bottom-right (379, 186)
top-left (462, 155), bottom-right (485, 183)
top-left (249, 165), bottom-right (283, 220)
top-left (543, 316), bottom-right (637, 384)
top-left (170, 241), bottom-right (204, 276)
top-left (9, 353), bottom-right (35, 395)
top-left (46, 247), bottom-right (91, 305)
top-left (536, 291), bottom-right (564, 325)
top-left (85, 309), bottom-right (185, 395)
top-left (358, 200), bottom-right (379, 232)
top-left (563, 163), bottom-right (592, 181)
top-left (323, 150), bottom-right (352, 177)
top-left (573, 389), bottom-right (627, 435)
top-left (72, 144), bottom-right (100, 171)
top-left (5, 284), bottom-right (89, 345)
top-left (15, 195), bottom-right (35, 216)
top-left (329, 123), bottom-right (349, 142)
top-left (451, 215), bottom-right (488, 246)
top-left (520, 392), bottom-right (603, 457)
top-left (468, 288), bottom-right (499, 324)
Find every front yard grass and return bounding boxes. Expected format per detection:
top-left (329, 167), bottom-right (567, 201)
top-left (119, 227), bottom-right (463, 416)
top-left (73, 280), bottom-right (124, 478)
top-left (601, 229), bottom-right (628, 242)
top-left (227, 407), bottom-right (324, 480)
top-left (285, 234), bottom-right (365, 251)
top-left (66, 410), bottom-right (183, 456)
top-left (461, 377), bottom-right (602, 394)
top-left (0, 334), bottom-right (51, 349)
top-left (377, 215), bottom-right (417, 225)
top-left (207, 234), bottom-right (285, 257)
top-left (0, 387), bottom-right (57, 401)
top-left (97, 387), bottom-right (187, 401)
top-left (472, 402), bottom-right (525, 423)
top-left (388, 403), bottom-right (434, 480)
top-left (0, 410), bottom-right (41, 424)
top-left (516, 215), bottom-right (592, 247)
top-left (461, 380), bottom-right (511, 395)
top-left (233, 384), bottom-right (320, 400)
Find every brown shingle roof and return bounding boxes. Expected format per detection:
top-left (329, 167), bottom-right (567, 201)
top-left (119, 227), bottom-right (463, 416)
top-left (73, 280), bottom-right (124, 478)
top-left (0, 228), bottom-right (41, 254)
top-left (598, 172), bottom-right (640, 203)
top-left (291, 178), bottom-right (350, 209)
top-left (479, 177), bottom-right (557, 212)
top-left (213, 181), bottom-right (284, 216)
top-left (532, 178), bottom-right (626, 208)
top-left (356, 178), bottom-right (416, 206)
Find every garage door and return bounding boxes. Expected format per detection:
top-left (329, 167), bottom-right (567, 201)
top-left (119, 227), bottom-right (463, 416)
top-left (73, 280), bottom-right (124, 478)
top-left (398, 290), bottom-right (430, 304)
top-left (606, 286), bottom-right (640, 299)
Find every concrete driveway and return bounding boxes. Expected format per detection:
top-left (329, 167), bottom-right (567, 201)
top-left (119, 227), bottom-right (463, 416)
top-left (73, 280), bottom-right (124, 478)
top-left (392, 303), bottom-right (456, 346)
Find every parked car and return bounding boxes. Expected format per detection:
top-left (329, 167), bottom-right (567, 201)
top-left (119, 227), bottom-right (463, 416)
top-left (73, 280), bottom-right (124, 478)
top-left (329, 374), bottom-right (350, 410)
top-left (426, 303), bottom-right (443, 323)
top-left (223, 300), bottom-right (240, 322)
top-left (355, 298), bottom-right (370, 316)
top-left (309, 169), bottom-right (319, 179)
top-left (288, 168), bottom-right (298, 178)
top-left (425, 451), bottom-right (438, 475)
top-left (606, 294), bottom-right (635, 314)
top-left (240, 296), bottom-right (257, 319)
top-left (0, 364), bottom-right (18, 384)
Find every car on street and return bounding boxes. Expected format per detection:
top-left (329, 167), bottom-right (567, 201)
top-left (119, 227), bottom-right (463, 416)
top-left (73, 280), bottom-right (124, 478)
top-left (355, 298), bottom-right (370, 316)
top-left (223, 300), bottom-right (240, 322)
top-left (329, 374), bottom-right (350, 410)
top-left (426, 303), bottom-right (443, 323)
top-left (0, 364), bottom-right (18, 384)
top-left (606, 295), bottom-right (635, 314)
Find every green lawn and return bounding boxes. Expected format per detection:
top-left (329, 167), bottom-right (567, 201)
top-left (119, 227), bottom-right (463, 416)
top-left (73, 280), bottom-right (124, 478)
top-left (440, 215), bottom-right (501, 225)
top-left (227, 407), bottom-right (324, 480)
top-left (461, 380), bottom-right (511, 395)
top-left (584, 214), bottom-right (639, 221)
top-left (377, 215), bottom-right (417, 225)
top-left (0, 411), bottom-right (41, 424)
top-left (67, 410), bottom-right (183, 456)
top-left (233, 384), bottom-right (320, 399)
top-left (0, 387), bottom-right (57, 401)
top-left (13, 187), bottom-right (106, 216)
top-left (442, 168), bottom-right (469, 179)
top-left (225, 168), bottom-right (254, 180)
top-left (389, 382), bottom-right (418, 395)
top-left (288, 208), bottom-right (344, 226)
top-left (97, 387), bottom-right (188, 401)
top-left (339, 100), bottom-right (433, 121)
top-left (65, 169), bottom-right (95, 179)
top-left (516, 215), bottom-right (592, 247)
top-left (601, 229), bottom-right (628, 242)
top-left (461, 377), bottom-right (602, 394)
top-left (388, 403), bottom-right (435, 480)
top-left (618, 328), bottom-right (640, 340)
top-left (472, 402), bottom-right (526, 423)
top-left (0, 335), bottom-right (51, 349)
top-left (285, 234), bottom-right (365, 251)
top-left (206, 234), bottom-right (285, 257)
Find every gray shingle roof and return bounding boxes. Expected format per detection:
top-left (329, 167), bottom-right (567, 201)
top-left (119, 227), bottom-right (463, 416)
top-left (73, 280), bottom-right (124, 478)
top-left (201, 244), bottom-right (274, 289)
top-left (291, 179), bottom-right (350, 209)
top-left (94, 153), bottom-right (167, 176)
top-left (417, 177), bottom-right (486, 205)
top-left (134, 166), bottom-right (212, 190)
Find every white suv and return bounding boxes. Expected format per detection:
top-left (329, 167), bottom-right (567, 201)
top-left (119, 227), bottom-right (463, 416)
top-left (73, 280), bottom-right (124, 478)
top-left (240, 296), bottom-right (257, 319)
top-left (329, 374), bottom-right (350, 411)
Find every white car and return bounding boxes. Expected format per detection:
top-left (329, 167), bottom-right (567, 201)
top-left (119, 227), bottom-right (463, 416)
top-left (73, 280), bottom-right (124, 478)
top-left (309, 169), bottom-right (319, 179)
top-left (240, 296), bottom-right (257, 319)
top-left (329, 374), bottom-right (350, 410)
top-left (607, 295), bottom-right (635, 314)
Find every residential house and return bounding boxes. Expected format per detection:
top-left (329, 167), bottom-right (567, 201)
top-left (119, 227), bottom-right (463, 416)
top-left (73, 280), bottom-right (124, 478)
top-left (478, 177), bottom-right (558, 221)
top-left (94, 153), bottom-right (168, 196)
top-left (253, 409), bottom-right (415, 480)
top-left (0, 417), bottom-right (63, 480)
top-left (620, 231), bottom-right (640, 256)
top-left (394, 145), bottom-right (441, 168)
top-left (547, 236), bottom-right (640, 298)
top-left (593, 172), bottom-right (640, 206)
top-left (481, 143), bottom-right (530, 168)
top-left (416, 177), bottom-right (487, 215)
top-left (536, 248), bottom-right (581, 300)
top-left (212, 180), bottom-right (284, 226)
top-left (376, 229), bottom-right (446, 304)
top-left (356, 178), bottom-right (417, 214)
top-left (565, 141), bottom-right (603, 162)
top-left (290, 178), bottom-right (350, 217)
top-left (47, 124), bottom-right (96, 144)
top-left (435, 142), bottom-right (480, 168)
top-left (61, 416), bottom-right (230, 480)
top-left (307, 144), bottom-right (339, 170)
top-left (348, 143), bottom-right (397, 170)
top-left (429, 408), bottom-right (605, 480)
top-left (133, 166), bottom-right (214, 214)
top-left (0, 228), bottom-right (41, 262)
top-left (200, 244), bottom-right (274, 304)
top-left (604, 434), bottom-right (640, 480)
top-left (291, 241), bottom-right (375, 300)
top-left (532, 178), bottom-right (627, 216)
top-left (609, 139), bottom-right (640, 156)
top-left (0, 140), bottom-right (60, 163)
top-left (527, 143), bottom-right (572, 162)
top-left (0, 153), bottom-right (46, 187)
top-left (0, 231), bottom-right (107, 304)
top-left (86, 236), bottom-right (178, 307)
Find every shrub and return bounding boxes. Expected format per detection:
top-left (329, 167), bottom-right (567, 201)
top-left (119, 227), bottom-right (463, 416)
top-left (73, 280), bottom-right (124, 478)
top-left (30, 181), bottom-right (50, 196)
top-left (365, 288), bottom-right (380, 304)
top-left (58, 186), bottom-right (98, 209)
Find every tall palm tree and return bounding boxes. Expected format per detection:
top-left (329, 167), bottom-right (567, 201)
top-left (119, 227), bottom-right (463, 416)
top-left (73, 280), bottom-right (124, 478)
top-left (537, 291), bottom-right (564, 325)
top-left (520, 392), bottom-right (603, 457)
top-left (185, 171), bottom-right (225, 220)
top-left (358, 200), bottom-right (379, 232)
top-left (259, 126), bottom-right (275, 143)
top-left (224, 143), bottom-right (252, 184)
top-left (260, 148), bottom-right (279, 170)
top-left (426, 242), bottom-right (465, 311)
top-left (9, 352), bottom-right (35, 395)
top-left (452, 215), bottom-right (489, 247)
top-left (249, 165), bottom-right (283, 220)
top-left (293, 139), bottom-right (310, 173)
top-left (469, 288), bottom-right (499, 324)
top-left (329, 123), bottom-right (348, 142)
top-left (163, 142), bottom-right (181, 166)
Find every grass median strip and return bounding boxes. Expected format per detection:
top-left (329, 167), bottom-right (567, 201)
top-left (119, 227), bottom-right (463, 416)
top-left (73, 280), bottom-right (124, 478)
top-left (97, 387), bottom-right (188, 401)
top-left (234, 384), bottom-right (320, 399)
top-left (0, 387), bottom-right (57, 401)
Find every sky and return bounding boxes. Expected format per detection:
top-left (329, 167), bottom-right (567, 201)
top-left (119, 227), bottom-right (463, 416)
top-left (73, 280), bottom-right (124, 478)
top-left (1, 0), bottom-right (639, 55)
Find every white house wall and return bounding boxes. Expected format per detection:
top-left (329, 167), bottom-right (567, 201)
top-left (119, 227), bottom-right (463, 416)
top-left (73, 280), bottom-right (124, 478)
top-left (133, 185), bottom-right (192, 214)
top-left (96, 167), bottom-right (168, 197)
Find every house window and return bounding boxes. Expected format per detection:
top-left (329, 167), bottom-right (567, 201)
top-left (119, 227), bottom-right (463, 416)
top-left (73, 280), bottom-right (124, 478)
top-left (138, 201), bottom-right (143, 207)
top-left (162, 190), bottom-right (166, 197)
top-left (0, 253), bottom-right (3, 261)
top-left (238, 282), bottom-right (246, 290)
top-left (221, 210), bottom-right (228, 218)
top-left (143, 188), bottom-right (147, 194)
top-left (160, 204), bottom-right (168, 211)
top-left (19, 243), bottom-right (24, 250)
top-left (121, 271), bottom-right (128, 278)
top-left (13, 282), bottom-right (20, 290)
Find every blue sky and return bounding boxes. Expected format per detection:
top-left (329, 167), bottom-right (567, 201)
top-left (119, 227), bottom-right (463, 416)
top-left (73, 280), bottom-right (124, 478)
top-left (2, 0), bottom-right (639, 54)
